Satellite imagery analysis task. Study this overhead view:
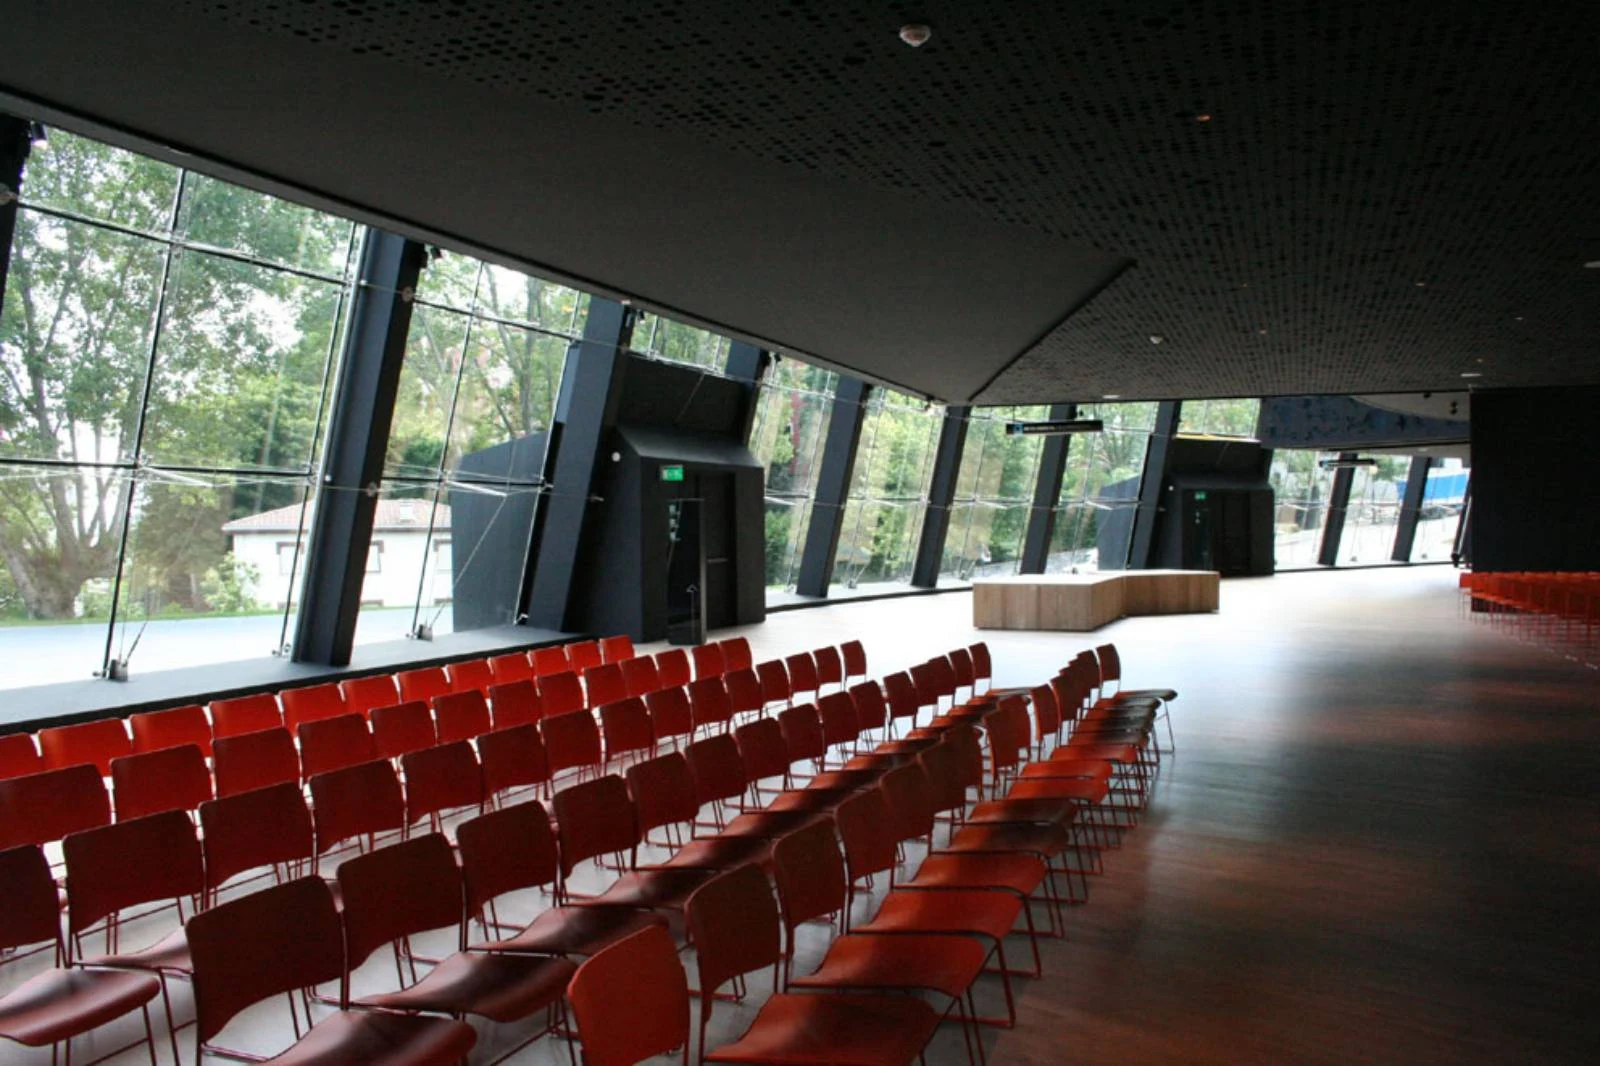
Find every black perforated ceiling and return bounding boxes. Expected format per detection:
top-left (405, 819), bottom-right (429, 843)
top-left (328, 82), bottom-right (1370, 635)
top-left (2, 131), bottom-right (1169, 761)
top-left (8, 0), bottom-right (1600, 402)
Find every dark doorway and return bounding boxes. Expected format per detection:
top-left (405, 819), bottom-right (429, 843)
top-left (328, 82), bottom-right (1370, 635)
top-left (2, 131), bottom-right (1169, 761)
top-left (696, 473), bottom-right (738, 630)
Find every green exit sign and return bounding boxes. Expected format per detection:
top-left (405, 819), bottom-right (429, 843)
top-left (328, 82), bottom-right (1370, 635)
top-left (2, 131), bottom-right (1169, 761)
top-left (660, 465), bottom-right (685, 482)
top-left (1194, 491), bottom-right (1208, 501)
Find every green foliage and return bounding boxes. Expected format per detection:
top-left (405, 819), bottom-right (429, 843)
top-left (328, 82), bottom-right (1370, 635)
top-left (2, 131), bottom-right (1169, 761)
top-left (763, 507), bottom-right (792, 587)
top-left (199, 554), bottom-right (262, 614)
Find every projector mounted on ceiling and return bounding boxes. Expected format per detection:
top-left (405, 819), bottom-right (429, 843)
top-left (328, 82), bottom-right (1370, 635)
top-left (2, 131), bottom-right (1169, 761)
top-left (1005, 419), bottom-right (1105, 436)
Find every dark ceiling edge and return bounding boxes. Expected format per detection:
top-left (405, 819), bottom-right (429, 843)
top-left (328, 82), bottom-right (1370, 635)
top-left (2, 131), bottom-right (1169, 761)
top-left (966, 257), bottom-right (1136, 403)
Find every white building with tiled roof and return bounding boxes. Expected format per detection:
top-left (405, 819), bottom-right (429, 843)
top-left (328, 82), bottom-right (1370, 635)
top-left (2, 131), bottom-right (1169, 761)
top-left (222, 499), bottom-right (453, 609)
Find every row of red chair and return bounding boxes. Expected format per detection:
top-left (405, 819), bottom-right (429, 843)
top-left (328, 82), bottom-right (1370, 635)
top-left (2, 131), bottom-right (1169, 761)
top-left (1461, 570), bottom-right (1600, 662)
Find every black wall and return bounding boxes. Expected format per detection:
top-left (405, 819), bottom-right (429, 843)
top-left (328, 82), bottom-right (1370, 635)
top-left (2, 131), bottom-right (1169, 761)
top-left (1151, 438), bottom-right (1275, 576)
top-left (449, 434), bottom-right (545, 630)
top-left (1470, 386), bottom-right (1600, 572)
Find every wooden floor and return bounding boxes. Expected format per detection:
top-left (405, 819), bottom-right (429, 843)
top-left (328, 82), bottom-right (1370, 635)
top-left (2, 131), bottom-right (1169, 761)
top-left (11, 566), bottom-right (1596, 1064)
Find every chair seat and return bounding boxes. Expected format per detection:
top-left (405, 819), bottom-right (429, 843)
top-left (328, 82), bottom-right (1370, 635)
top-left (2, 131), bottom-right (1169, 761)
top-left (966, 798), bottom-right (1079, 826)
top-left (663, 835), bottom-right (773, 869)
top-left (705, 991), bottom-right (939, 1066)
top-left (945, 822), bottom-right (1075, 860)
top-left (1057, 741), bottom-right (1141, 763)
top-left (473, 904), bottom-right (666, 958)
top-left (1006, 777), bottom-right (1110, 805)
top-left (357, 951), bottom-right (576, 1024)
top-left (82, 925), bottom-right (193, 974)
top-left (1112, 687), bottom-right (1177, 702)
top-left (904, 852), bottom-right (1047, 896)
top-left (591, 866), bottom-right (722, 911)
top-left (263, 1008), bottom-right (475, 1065)
top-left (807, 769), bottom-right (884, 791)
top-left (719, 810), bottom-right (825, 840)
top-left (0, 967), bottom-right (160, 1047)
top-left (790, 933), bottom-right (987, 998)
top-left (765, 789), bottom-right (857, 813)
top-left (855, 889), bottom-right (1022, 943)
top-left (1022, 759), bottom-right (1113, 781)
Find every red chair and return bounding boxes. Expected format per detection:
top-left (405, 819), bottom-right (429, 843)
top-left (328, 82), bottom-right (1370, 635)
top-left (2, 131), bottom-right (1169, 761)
top-left (530, 644), bottom-right (571, 677)
top-left (371, 699), bottom-right (437, 760)
top-left (600, 697), bottom-right (656, 765)
top-left (567, 639), bottom-right (604, 674)
top-left (719, 636), bottom-right (754, 673)
top-left (207, 692), bottom-right (282, 739)
top-left (756, 658), bottom-right (791, 708)
top-left (655, 647), bottom-right (691, 689)
top-left (777, 704), bottom-right (828, 779)
top-left (688, 676), bottom-right (734, 735)
top-left (198, 781), bottom-right (314, 906)
top-left (212, 728), bottom-right (298, 799)
top-left (625, 752), bottom-right (701, 850)
top-left (478, 723), bottom-right (551, 804)
top-left (0, 764), bottom-right (110, 851)
top-left (600, 634), bottom-right (635, 664)
top-left (0, 844), bottom-right (162, 1066)
top-left (0, 733), bottom-right (44, 781)
top-left (279, 682), bottom-right (346, 734)
top-left (340, 673), bottom-right (399, 719)
top-left (38, 718), bottom-right (132, 776)
top-left (308, 759), bottom-right (406, 874)
top-left (691, 642), bottom-right (725, 681)
top-left (185, 876), bottom-right (476, 1063)
top-left (841, 638), bottom-right (868, 685)
top-left (434, 689), bottom-right (492, 744)
top-left (539, 670), bottom-right (586, 718)
top-left (883, 671), bottom-right (920, 735)
top-left (489, 650), bottom-right (537, 684)
top-left (402, 741), bottom-right (485, 834)
top-left (818, 691), bottom-right (862, 764)
top-left (813, 645), bottom-right (844, 693)
top-left (850, 680), bottom-right (890, 743)
top-left (488, 678), bottom-right (544, 729)
top-left (448, 657), bottom-right (495, 694)
top-left (110, 744), bottom-right (212, 821)
top-left (786, 651), bottom-right (821, 704)
top-left (550, 775), bottom-right (641, 899)
top-left (735, 718), bottom-right (792, 800)
top-left (947, 647), bottom-right (976, 700)
top-left (298, 712), bottom-right (377, 780)
top-left (566, 926), bottom-right (689, 1066)
top-left (129, 704), bottom-right (212, 757)
top-left (646, 686), bottom-right (695, 748)
top-left (542, 710), bottom-right (603, 782)
top-left (968, 642), bottom-right (992, 693)
top-left (723, 667), bottom-right (765, 722)
top-left (397, 665), bottom-right (452, 704)
top-left (621, 654), bottom-right (662, 697)
top-left (585, 662), bottom-right (629, 708)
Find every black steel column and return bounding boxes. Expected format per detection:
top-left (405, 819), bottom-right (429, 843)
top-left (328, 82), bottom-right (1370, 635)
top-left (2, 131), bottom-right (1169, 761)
top-left (794, 377), bottom-right (871, 597)
top-left (725, 340), bottom-right (772, 444)
top-left (0, 116), bottom-right (34, 316)
top-left (1019, 403), bottom-right (1077, 574)
top-left (1390, 455), bottom-right (1432, 562)
top-left (911, 405), bottom-right (971, 588)
top-left (523, 297), bottom-right (635, 631)
top-left (293, 231), bottom-right (427, 665)
top-left (1127, 400), bottom-right (1182, 570)
top-left (1317, 452), bottom-right (1357, 567)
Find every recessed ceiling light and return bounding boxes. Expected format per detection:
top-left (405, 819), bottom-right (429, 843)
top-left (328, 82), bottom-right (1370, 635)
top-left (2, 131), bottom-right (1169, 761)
top-left (1256, 328), bottom-right (1269, 335)
top-left (1103, 393), bottom-right (1121, 400)
top-left (1460, 371), bottom-right (1483, 379)
top-left (899, 24), bottom-right (933, 48)
top-left (1415, 281), bottom-right (1428, 287)
top-left (1195, 113), bottom-right (1213, 123)
top-left (1584, 261), bottom-right (1600, 269)
top-left (1148, 335), bottom-right (1164, 345)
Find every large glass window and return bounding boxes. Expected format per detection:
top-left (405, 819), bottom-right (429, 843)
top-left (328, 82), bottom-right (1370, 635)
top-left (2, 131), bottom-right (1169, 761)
top-left (0, 129), bottom-right (358, 689)
top-left (629, 311), bottom-right (730, 373)
top-left (1179, 397), bottom-right (1261, 438)
top-left (1268, 451), bottom-right (1337, 569)
top-left (831, 388), bottom-right (942, 592)
top-left (1047, 403), bottom-right (1158, 572)
top-left (748, 358), bottom-right (837, 594)
top-left (1340, 456), bottom-right (1411, 565)
top-left (939, 406), bottom-right (1052, 582)
top-left (1413, 459), bottom-right (1469, 563)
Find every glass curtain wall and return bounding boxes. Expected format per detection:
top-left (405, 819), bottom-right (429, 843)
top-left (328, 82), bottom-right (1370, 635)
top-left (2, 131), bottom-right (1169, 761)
top-left (1048, 402), bottom-right (1159, 572)
top-left (1268, 451), bottom-right (1337, 569)
top-left (629, 310), bottom-right (731, 373)
top-left (747, 358), bottom-right (837, 593)
top-left (0, 129), bottom-right (359, 689)
top-left (830, 388), bottom-right (943, 591)
top-left (939, 405), bottom-right (1052, 582)
top-left (352, 252), bottom-right (584, 646)
top-left (1413, 458), bottom-right (1469, 563)
top-left (1340, 455), bottom-right (1411, 565)
top-left (1179, 397), bottom-right (1261, 437)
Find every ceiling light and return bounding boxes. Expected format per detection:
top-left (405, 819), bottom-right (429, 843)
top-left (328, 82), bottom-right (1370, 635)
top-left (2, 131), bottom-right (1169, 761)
top-left (1460, 371), bottom-right (1482, 379)
top-left (1584, 261), bottom-right (1600, 269)
top-left (1195, 113), bottom-right (1213, 123)
top-left (1148, 335), bottom-right (1164, 345)
top-left (1415, 281), bottom-right (1427, 287)
top-left (1256, 328), bottom-right (1269, 335)
top-left (899, 24), bottom-right (933, 48)
top-left (1102, 393), bottom-right (1121, 400)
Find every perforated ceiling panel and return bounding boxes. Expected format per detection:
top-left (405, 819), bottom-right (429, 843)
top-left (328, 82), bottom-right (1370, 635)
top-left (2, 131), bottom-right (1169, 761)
top-left (6, 0), bottom-right (1599, 402)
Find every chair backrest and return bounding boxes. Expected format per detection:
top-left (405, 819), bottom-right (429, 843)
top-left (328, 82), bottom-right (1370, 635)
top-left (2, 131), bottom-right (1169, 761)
top-left (685, 864), bottom-right (783, 1023)
top-left (478, 723), bottom-right (551, 798)
top-left (918, 742), bottom-right (969, 818)
top-left (718, 636), bottom-right (754, 673)
top-left (297, 712), bottom-right (376, 780)
top-left (396, 665), bottom-right (452, 704)
top-left (530, 645), bottom-right (571, 677)
top-left (63, 809), bottom-right (205, 945)
top-left (1030, 683), bottom-right (1061, 744)
top-left (0, 763), bottom-right (110, 850)
top-left (848, 681), bottom-right (888, 732)
top-left (770, 816), bottom-right (847, 934)
top-left (370, 699), bottom-right (437, 759)
top-left (600, 697), bottom-right (654, 762)
top-left (38, 717), bottom-right (132, 775)
top-left (1094, 643), bottom-right (1122, 687)
top-left (625, 752), bottom-right (700, 838)
top-left (0, 844), bottom-right (67, 953)
top-left (840, 638), bottom-right (867, 680)
top-left (734, 719), bottom-right (789, 784)
top-left (567, 925), bottom-right (689, 1066)
top-left (968, 641), bottom-right (993, 686)
top-left (199, 782), bottom-right (314, 896)
top-left (654, 648), bottom-right (691, 690)
top-left (722, 667), bottom-right (764, 718)
top-left (879, 763), bottom-right (936, 845)
top-left (0, 732), bottom-right (44, 781)
top-left (909, 661), bottom-right (940, 710)
top-left (882, 671), bottom-right (920, 722)
top-left (308, 758), bottom-right (405, 856)
top-left (691, 641), bottom-right (725, 681)
top-left (110, 744), bottom-right (212, 821)
top-left (684, 734), bottom-right (747, 807)
top-left (755, 659), bottom-right (791, 705)
top-left (818, 692), bottom-right (860, 749)
top-left (541, 709), bottom-right (603, 778)
top-left (339, 833), bottom-right (463, 974)
top-left (213, 727), bottom-right (299, 798)
top-left (434, 689), bottom-right (492, 744)
top-left (687, 676), bottom-right (733, 731)
top-left (987, 696), bottom-right (1030, 776)
top-left (129, 703), bottom-right (213, 757)
top-left (401, 740), bottom-right (484, 826)
top-left (777, 703), bottom-right (826, 764)
top-left (584, 663), bottom-right (629, 709)
top-left (186, 877), bottom-right (346, 1046)
top-left (487, 679), bottom-right (544, 729)
top-left (339, 674), bottom-right (399, 719)
top-left (600, 634), bottom-right (635, 664)
top-left (538, 671), bottom-right (585, 718)
top-left (646, 685), bottom-right (694, 743)
top-left (456, 801), bottom-right (559, 915)
top-left (834, 788), bottom-right (898, 884)
top-left (620, 655), bottom-right (662, 698)
top-left (447, 657), bottom-right (495, 694)
top-left (208, 692), bottom-right (283, 739)
top-left (784, 651), bottom-right (820, 697)
top-left (279, 682), bottom-right (346, 734)
top-left (947, 647), bottom-right (975, 691)
top-left (566, 639), bottom-right (604, 675)
top-left (812, 645), bottom-right (843, 688)
top-left (488, 651), bottom-right (537, 684)
top-left (552, 774), bottom-right (638, 880)
top-left (925, 655), bottom-right (958, 702)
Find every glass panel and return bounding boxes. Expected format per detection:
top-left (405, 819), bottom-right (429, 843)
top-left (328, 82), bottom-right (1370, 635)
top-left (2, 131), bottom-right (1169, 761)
top-left (414, 251), bottom-right (481, 312)
top-left (176, 174), bottom-right (355, 277)
top-left (762, 497), bottom-right (808, 590)
top-left (475, 265), bottom-right (584, 331)
top-left (631, 312), bottom-right (730, 372)
top-left (1179, 397), bottom-right (1261, 438)
top-left (385, 305), bottom-right (469, 480)
top-left (1341, 457), bottom-right (1410, 565)
top-left (141, 251), bottom-right (344, 470)
top-left (1413, 460), bottom-right (1469, 563)
top-left (1050, 402), bottom-right (1155, 572)
top-left (1, 212), bottom-right (165, 462)
top-left (353, 486), bottom-right (444, 646)
top-left (443, 322), bottom-right (564, 479)
top-left (21, 129), bottom-right (180, 233)
top-left (1269, 451), bottom-right (1336, 569)
top-left (0, 467), bottom-right (128, 685)
top-left (749, 376), bottom-right (834, 592)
